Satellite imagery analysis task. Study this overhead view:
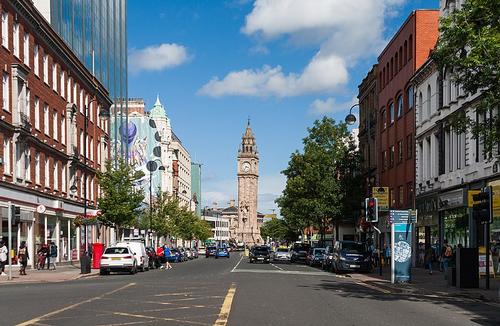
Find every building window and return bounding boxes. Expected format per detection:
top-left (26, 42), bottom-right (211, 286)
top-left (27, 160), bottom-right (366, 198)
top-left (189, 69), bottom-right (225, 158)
top-left (79, 90), bottom-right (84, 113)
top-left (60, 71), bottom-right (65, 98)
top-left (43, 104), bottom-right (49, 135)
top-left (426, 85), bottom-right (432, 118)
top-left (79, 130), bottom-right (83, 155)
top-left (381, 108), bottom-right (386, 130)
top-left (61, 116), bottom-right (65, 144)
top-left (3, 137), bottom-right (10, 175)
top-left (399, 46), bottom-right (403, 70)
top-left (67, 78), bottom-right (72, 103)
top-left (418, 91), bottom-right (423, 123)
top-left (407, 86), bottom-right (414, 110)
top-left (54, 161), bottom-right (58, 190)
top-left (398, 186), bottom-right (404, 206)
top-left (34, 97), bottom-right (40, 129)
top-left (97, 141), bottom-right (101, 164)
top-left (43, 54), bottom-right (48, 84)
top-left (35, 152), bottom-right (40, 184)
top-left (390, 145), bottom-right (395, 168)
top-left (404, 41), bottom-right (408, 64)
top-left (2, 73), bottom-right (9, 111)
top-left (13, 22), bottom-right (19, 57)
top-left (408, 35), bottom-right (413, 59)
top-left (389, 102), bottom-right (394, 124)
top-left (23, 33), bottom-right (29, 66)
top-left (34, 45), bottom-right (39, 76)
top-left (61, 163), bottom-right (66, 193)
top-left (397, 95), bottom-right (403, 118)
top-left (52, 64), bottom-right (57, 91)
top-left (406, 134), bottom-right (413, 159)
top-left (390, 188), bottom-right (395, 207)
top-left (1, 12), bottom-right (7, 48)
top-left (52, 111), bottom-right (58, 140)
top-left (398, 140), bottom-right (403, 163)
top-left (25, 88), bottom-right (30, 119)
top-left (44, 156), bottom-right (49, 187)
top-left (407, 182), bottom-right (413, 206)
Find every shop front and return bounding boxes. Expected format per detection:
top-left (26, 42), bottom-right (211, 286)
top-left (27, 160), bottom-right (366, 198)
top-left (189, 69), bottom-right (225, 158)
top-left (416, 192), bottom-right (440, 264)
top-left (438, 187), bottom-right (468, 248)
top-left (0, 206), bottom-right (35, 266)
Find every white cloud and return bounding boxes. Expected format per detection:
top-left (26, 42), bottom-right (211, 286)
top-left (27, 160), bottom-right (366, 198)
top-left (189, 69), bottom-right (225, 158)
top-left (249, 44), bottom-right (269, 55)
top-left (199, 0), bottom-right (405, 98)
top-left (129, 43), bottom-right (189, 73)
top-left (309, 96), bottom-right (357, 115)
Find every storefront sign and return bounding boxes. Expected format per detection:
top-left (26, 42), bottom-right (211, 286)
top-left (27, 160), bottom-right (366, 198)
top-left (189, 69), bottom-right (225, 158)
top-left (468, 190), bottom-right (481, 208)
top-left (373, 187), bottom-right (389, 211)
top-left (439, 188), bottom-right (466, 211)
top-left (392, 223), bottom-right (413, 283)
top-left (36, 205), bottom-right (46, 214)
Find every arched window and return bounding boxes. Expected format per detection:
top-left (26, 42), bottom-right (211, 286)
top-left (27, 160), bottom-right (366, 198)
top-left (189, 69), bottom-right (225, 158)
top-left (399, 46), bottom-right (403, 70)
top-left (379, 72), bottom-right (383, 90)
top-left (389, 102), bottom-right (395, 124)
top-left (390, 58), bottom-right (394, 79)
top-left (395, 53), bottom-right (399, 74)
top-left (407, 86), bottom-right (414, 110)
top-left (436, 78), bottom-right (440, 111)
top-left (386, 62), bottom-right (389, 82)
top-left (426, 85), bottom-right (431, 118)
top-left (404, 41), bottom-right (408, 64)
top-left (382, 68), bottom-right (386, 87)
top-left (408, 35), bottom-right (413, 59)
top-left (381, 108), bottom-right (387, 130)
top-left (397, 94), bottom-right (403, 118)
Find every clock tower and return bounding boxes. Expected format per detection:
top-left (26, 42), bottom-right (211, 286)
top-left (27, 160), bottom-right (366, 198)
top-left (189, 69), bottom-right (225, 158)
top-left (237, 120), bottom-right (261, 245)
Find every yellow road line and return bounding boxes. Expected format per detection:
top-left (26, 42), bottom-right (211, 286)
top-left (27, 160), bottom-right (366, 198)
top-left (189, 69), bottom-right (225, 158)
top-left (16, 282), bottom-right (136, 326)
top-left (112, 312), bottom-right (210, 326)
top-left (213, 283), bottom-right (236, 326)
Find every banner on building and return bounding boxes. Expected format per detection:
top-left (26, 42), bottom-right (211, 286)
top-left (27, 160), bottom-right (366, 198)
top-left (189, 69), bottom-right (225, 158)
top-left (391, 223), bottom-right (413, 283)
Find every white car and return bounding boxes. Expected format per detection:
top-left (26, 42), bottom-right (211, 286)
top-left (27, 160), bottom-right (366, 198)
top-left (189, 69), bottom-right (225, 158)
top-left (116, 241), bottom-right (149, 272)
top-left (273, 247), bottom-right (291, 262)
top-left (100, 246), bottom-right (137, 275)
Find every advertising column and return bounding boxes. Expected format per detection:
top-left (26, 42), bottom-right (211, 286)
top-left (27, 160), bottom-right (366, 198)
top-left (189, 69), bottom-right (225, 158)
top-left (390, 210), bottom-right (417, 283)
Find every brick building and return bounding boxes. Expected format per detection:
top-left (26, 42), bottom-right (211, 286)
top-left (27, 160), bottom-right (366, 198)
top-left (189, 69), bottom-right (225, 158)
top-left (377, 10), bottom-right (439, 214)
top-left (0, 0), bottom-right (111, 266)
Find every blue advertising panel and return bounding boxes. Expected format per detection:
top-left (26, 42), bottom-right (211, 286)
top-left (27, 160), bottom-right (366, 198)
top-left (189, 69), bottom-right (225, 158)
top-left (391, 223), bottom-right (413, 283)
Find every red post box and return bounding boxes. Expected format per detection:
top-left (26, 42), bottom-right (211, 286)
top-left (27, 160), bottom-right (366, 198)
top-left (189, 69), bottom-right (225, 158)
top-left (92, 243), bottom-right (105, 269)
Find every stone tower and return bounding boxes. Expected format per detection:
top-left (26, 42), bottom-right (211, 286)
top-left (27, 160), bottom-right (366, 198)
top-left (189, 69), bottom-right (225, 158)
top-left (237, 121), bottom-right (262, 245)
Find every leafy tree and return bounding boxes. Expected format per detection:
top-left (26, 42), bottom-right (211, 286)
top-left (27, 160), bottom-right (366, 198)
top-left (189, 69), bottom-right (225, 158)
top-left (97, 158), bottom-right (145, 237)
top-left (433, 0), bottom-right (500, 156)
top-left (276, 117), bottom-right (361, 244)
top-left (260, 218), bottom-right (298, 242)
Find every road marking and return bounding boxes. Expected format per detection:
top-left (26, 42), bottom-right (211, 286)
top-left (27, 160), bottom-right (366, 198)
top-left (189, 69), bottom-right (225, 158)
top-left (16, 282), bottom-right (136, 326)
top-left (112, 312), bottom-right (210, 325)
top-left (213, 283), bottom-right (236, 326)
top-left (355, 281), bottom-right (392, 294)
top-left (154, 292), bottom-right (193, 297)
top-left (232, 269), bottom-right (333, 276)
top-left (231, 254), bottom-right (244, 272)
top-left (270, 263), bottom-right (284, 271)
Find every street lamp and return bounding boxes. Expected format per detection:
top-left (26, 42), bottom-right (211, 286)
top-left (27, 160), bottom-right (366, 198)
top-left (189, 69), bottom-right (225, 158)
top-left (146, 159), bottom-right (165, 246)
top-left (344, 103), bottom-right (360, 125)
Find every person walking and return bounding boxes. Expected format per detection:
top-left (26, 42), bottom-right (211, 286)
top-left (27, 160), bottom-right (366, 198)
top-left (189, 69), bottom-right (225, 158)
top-left (442, 240), bottom-right (453, 276)
top-left (18, 241), bottom-right (29, 275)
top-left (47, 241), bottom-right (58, 270)
top-left (0, 240), bottom-right (8, 276)
top-left (424, 245), bottom-right (433, 275)
top-left (162, 245), bottom-right (172, 270)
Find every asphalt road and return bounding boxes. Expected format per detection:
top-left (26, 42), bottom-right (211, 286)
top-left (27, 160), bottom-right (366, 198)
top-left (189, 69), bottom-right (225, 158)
top-left (1, 253), bottom-right (499, 326)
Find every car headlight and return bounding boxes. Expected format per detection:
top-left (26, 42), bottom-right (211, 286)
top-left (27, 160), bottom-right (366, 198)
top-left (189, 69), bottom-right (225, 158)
top-left (340, 256), bottom-right (346, 261)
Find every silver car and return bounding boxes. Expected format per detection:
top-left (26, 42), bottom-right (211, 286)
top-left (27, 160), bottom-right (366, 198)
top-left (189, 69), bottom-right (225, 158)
top-left (273, 247), bottom-right (291, 262)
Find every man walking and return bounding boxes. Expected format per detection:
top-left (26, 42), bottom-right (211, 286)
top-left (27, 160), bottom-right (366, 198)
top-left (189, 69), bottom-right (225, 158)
top-left (162, 245), bottom-right (172, 270)
top-left (0, 240), bottom-right (7, 276)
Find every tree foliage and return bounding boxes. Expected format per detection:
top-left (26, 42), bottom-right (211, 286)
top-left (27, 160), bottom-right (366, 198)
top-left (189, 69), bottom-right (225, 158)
top-left (260, 218), bottom-right (298, 242)
top-left (276, 117), bottom-right (362, 242)
top-left (97, 158), bottom-right (145, 232)
top-left (433, 0), bottom-right (500, 156)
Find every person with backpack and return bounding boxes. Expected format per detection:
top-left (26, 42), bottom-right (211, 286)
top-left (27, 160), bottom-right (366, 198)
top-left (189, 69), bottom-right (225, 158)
top-left (18, 241), bottom-right (29, 275)
top-left (47, 241), bottom-right (58, 270)
top-left (442, 240), bottom-right (453, 276)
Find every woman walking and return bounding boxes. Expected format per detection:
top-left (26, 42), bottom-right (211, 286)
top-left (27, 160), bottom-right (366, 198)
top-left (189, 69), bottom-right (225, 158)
top-left (18, 241), bottom-right (29, 275)
top-left (0, 240), bottom-right (7, 276)
top-left (425, 245), bottom-right (433, 275)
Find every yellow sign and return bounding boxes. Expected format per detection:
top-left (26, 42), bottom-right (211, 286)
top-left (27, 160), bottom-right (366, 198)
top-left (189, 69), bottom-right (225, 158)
top-left (372, 187), bottom-right (389, 211)
top-left (468, 190), bottom-right (481, 208)
top-left (487, 184), bottom-right (500, 218)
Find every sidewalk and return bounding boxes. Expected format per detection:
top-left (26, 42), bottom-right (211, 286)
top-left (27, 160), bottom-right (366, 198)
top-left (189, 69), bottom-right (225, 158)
top-left (0, 264), bottom-right (99, 285)
top-left (351, 266), bottom-right (500, 303)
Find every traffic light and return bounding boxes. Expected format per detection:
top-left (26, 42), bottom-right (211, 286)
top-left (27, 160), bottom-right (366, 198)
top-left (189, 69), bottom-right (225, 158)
top-left (472, 186), bottom-right (492, 223)
top-left (11, 205), bottom-right (20, 224)
top-left (365, 197), bottom-right (378, 222)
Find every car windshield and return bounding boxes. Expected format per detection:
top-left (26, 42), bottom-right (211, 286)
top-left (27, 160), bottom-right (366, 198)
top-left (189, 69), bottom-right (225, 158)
top-left (218, 248), bottom-right (227, 252)
top-left (208, 247), bottom-right (216, 250)
top-left (314, 249), bottom-right (325, 255)
top-left (253, 247), bottom-right (269, 254)
top-left (341, 243), bottom-right (366, 253)
top-left (294, 244), bottom-right (310, 251)
top-left (276, 248), bottom-right (289, 253)
top-left (104, 247), bottom-right (129, 255)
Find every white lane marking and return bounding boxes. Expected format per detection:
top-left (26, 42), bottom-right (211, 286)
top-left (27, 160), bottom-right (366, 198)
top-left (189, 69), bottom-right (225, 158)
top-left (270, 263), bottom-right (284, 271)
top-left (16, 282), bottom-right (136, 326)
top-left (231, 269), bottom-right (333, 276)
top-left (355, 281), bottom-right (391, 294)
top-left (231, 254), bottom-right (244, 272)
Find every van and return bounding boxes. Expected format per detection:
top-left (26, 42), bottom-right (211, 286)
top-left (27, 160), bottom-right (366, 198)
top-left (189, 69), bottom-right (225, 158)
top-left (116, 241), bottom-right (149, 272)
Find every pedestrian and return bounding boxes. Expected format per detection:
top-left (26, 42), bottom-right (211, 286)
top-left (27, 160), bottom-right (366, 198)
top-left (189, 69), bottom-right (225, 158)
top-left (385, 244), bottom-right (391, 264)
top-left (424, 245), bottom-right (433, 275)
top-left (0, 240), bottom-right (7, 276)
top-left (47, 241), bottom-right (58, 270)
top-left (162, 245), bottom-right (172, 270)
top-left (418, 242), bottom-right (425, 266)
top-left (442, 240), bottom-right (453, 276)
top-left (37, 244), bottom-right (48, 270)
top-left (18, 241), bottom-right (29, 275)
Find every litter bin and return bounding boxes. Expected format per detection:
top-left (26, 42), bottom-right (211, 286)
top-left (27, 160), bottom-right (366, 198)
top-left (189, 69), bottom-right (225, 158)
top-left (446, 267), bottom-right (456, 286)
top-left (80, 255), bottom-right (91, 274)
top-left (92, 243), bottom-right (104, 269)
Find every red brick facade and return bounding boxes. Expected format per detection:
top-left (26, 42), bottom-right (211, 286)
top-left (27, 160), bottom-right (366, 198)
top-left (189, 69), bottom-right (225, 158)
top-left (377, 10), bottom-right (439, 209)
top-left (0, 0), bottom-right (111, 209)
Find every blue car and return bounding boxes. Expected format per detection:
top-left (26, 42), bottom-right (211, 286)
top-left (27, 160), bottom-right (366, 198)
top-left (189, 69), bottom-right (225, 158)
top-left (166, 248), bottom-right (183, 263)
top-left (215, 248), bottom-right (230, 259)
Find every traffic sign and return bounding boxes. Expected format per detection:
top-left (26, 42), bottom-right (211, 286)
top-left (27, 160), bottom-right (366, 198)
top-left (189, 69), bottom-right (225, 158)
top-left (372, 187), bottom-right (389, 211)
top-left (389, 210), bottom-right (417, 224)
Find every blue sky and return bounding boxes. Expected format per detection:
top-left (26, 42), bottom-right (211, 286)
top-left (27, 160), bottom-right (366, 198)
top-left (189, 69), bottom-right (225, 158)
top-left (127, 0), bottom-right (438, 214)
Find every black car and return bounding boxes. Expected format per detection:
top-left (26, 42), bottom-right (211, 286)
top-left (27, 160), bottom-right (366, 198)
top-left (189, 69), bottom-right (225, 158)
top-left (206, 246), bottom-right (217, 258)
top-left (145, 246), bottom-right (161, 269)
top-left (290, 243), bottom-right (311, 263)
top-left (249, 246), bottom-right (270, 263)
top-left (332, 241), bottom-right (372, 273)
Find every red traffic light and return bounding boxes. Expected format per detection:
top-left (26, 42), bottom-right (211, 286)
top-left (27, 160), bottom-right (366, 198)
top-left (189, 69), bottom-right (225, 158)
top-left (368, 199), bottom-right (376, 208)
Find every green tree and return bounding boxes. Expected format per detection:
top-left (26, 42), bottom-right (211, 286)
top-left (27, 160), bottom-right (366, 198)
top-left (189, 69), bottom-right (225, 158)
top-left (276, 117), bottom-right (361, 244)
top-left (260, 218), bottom-right (298, 242)
top-left (433, 0), bottom-right (500, 156)
top-left (97, 158), bottom-right (145, 237)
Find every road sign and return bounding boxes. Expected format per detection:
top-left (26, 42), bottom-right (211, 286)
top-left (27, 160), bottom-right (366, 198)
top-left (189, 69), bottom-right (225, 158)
top-left (389, 210), bottom-right (417, 224)
top-left (372, 187), bottom-right (389, 211)
top-left (468, 190), bottom-right (481, 208)
top-left (365, 197), bottom-right (379, 222)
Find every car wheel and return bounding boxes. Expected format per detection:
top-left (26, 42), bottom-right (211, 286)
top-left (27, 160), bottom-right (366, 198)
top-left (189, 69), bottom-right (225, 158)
top-left (227, 255), bottom-right (230, 258)
top-left (130, 263), bottom-right (137, 275)
top-left (100, 269), bottom-right (108, 276)
top-left (215, 256), bottom-right (218, 259)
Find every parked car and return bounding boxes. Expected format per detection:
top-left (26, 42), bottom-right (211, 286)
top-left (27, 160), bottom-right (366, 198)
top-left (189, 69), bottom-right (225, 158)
top-left (272, 247), bottom-right (291, 263)
top-left (290, 243), bottom-right (311, 264)
top-left (145, 246), bottom-right (161, 269)
top-left (332, 241), bottom-right (372, 273)
top-left (322, 245), bottom-right (335, 271)
top-left (198, 247), bottom-right (207, 256)
top-left (167, 248), bottom-right (183, 263)
top-left (306, 247), bottom-right (326, 267)
top-left (249, 246), bottom-right (271, 263)
top-left (179, 248), bottom-right (189, 261)
top-left (192, 248), bottom-right (199, 259)
top-left (99, 246), bottom-right (137, 275)
top-left (206, 246), bottom-right (217, 258)
top-left (184, 248), bottom-right (193, 260)
top-left (116, 241), bottom-right (149, 272)
top-left (215, 247), bottom-right (230, 259)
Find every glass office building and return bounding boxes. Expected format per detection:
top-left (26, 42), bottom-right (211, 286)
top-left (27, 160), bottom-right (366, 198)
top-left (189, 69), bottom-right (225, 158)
top-left (34, 0), bottom-right (128, 159)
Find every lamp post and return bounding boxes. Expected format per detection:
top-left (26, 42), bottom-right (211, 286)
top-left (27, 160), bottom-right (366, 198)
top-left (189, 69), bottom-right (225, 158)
top-left (146, 159), bottom-right (165, 247)
top-left (344, 103), bottom-right (360, 125)
top-left (70, 98), bottom-right (109, 271)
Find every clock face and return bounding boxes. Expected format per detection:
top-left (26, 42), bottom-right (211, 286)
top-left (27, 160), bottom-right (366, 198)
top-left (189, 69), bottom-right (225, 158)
top-left (242, 162), bottom-right (251, 173)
